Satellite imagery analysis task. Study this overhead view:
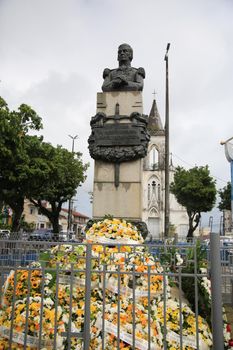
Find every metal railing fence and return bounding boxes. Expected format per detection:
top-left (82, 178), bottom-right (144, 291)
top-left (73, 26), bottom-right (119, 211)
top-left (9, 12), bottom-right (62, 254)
top-left (0, 234), bottom-right (231, 349)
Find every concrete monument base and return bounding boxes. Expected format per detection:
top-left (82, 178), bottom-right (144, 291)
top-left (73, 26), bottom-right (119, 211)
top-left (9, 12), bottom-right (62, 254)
top-left (92, 159), bottom-right (142, 220)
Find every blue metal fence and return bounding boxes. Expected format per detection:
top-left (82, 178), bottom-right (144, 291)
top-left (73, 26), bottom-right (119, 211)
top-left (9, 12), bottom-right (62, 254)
top-left (0, 234), bottom-right (232, 349)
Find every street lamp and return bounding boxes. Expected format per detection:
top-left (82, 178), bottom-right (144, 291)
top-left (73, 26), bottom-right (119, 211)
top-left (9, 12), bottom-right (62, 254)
top-left (67, 135), bottom-right (78, 231)
top-left (220, 136), bottom-right (233, 231)
top-left (164, 43), bottom-right (170, 238)
top-left (208, 216), bottom-right (213, 231)
top-left (69, 134), bottom-right (78, 153)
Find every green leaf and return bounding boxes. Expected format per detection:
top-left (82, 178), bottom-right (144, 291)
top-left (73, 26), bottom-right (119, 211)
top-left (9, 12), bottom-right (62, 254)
top-left (39, 252), bottom-right (51, 262)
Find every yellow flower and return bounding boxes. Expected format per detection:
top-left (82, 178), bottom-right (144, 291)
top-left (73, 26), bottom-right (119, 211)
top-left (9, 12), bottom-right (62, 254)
top-left (90, 304), bottom-right (97, 313)
top-left (44, 308), bottom-right (55, 323)
top-left (76, 309), bottom-right (84, 317)
top-left (16, 303), bottom-right (26, 313)
top-left (30, 302), bottom-right (40, 311)
top-left (15, 314), bottom-right (24, 324)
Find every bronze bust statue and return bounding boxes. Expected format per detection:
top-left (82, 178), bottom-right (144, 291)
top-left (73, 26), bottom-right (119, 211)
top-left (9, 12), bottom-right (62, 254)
top-left (102, 43), bottom-right (145, 92)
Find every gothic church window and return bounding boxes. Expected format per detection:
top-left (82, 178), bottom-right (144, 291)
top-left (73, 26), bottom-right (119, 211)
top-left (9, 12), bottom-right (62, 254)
top-left (152, 180), bottom-right (156, 194)
top-left (149, 146), bottom-right (159, 170)
top-left (148, 179), bottom-right (161, 206)
top-left (158, 183), bottom-right (161, 202)
top-left (148, 184), bottom-right (151, 200)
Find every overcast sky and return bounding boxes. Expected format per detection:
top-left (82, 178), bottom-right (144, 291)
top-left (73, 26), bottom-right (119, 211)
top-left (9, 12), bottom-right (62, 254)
top-left (1, 0), bottom-right (233, 225)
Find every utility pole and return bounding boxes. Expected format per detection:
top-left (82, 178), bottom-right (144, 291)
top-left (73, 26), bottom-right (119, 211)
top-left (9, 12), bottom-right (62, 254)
top-left (220, 136), bottom-right (233, 232)
top-left (164, 43), bottom-right (170, 238)
top-left (67, 134), bottom-right (78, 231)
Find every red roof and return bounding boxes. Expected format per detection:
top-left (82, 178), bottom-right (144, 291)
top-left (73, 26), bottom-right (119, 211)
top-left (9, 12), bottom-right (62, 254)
top-left (62, 208), bottom-right (89, 219)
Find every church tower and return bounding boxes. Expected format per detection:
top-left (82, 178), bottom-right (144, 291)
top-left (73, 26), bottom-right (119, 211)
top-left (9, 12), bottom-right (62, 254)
top-left (142, 99), bottom-right (188, 239)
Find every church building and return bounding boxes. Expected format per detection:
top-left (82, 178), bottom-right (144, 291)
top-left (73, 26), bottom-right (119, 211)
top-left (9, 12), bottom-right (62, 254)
top-left (142, 99), bottom-right (189, 239)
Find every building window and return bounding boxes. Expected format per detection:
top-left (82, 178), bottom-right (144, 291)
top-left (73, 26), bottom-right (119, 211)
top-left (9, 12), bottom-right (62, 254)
top-left (152, 180), bottom-right (156, 194)
top-left (148, 184), bottom-right (151, 200)
top-left (149, 146), bottom-right (159, 170)
top-left (148, 179), bottom-right (161, 205)
top-left (30, 208), bottom-right (34, 215)
top-left (158, 183), bottom-right (161, 202)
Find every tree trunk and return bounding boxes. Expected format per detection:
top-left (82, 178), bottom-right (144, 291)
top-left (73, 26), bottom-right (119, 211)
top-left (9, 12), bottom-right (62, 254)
top-left (9, 198), bottom-right (24, 232)
top-left (187, 212), bottom-right (201, 240)
top-left (187, 227), bottom-right (195, 239)
top-left (30, 199), bottom-right (62, 235)
top-left (49, 214), bottom-right (60, 236)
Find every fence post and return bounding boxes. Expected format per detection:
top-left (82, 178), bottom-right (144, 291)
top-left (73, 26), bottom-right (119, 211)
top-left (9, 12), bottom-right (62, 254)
top-left (84, 243), bottom-right (92, 350)
top-left (210, 231), bottom-right (224, 350)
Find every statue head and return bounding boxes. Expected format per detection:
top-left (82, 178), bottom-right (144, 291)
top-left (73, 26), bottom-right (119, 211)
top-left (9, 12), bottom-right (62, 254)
top-left (117, 43), bottom-right (133, 64)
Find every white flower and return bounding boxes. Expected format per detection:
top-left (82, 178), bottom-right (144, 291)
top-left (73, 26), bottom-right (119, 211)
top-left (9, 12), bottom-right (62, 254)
top-left (136, 323), bottom-right (143, 331)
top-left (44, 297), bottom-right (54, 308)
top-left (223, 324), bottom-right (231, 343)
top-left (44, 286), bottom-right (53, 295)
top-left (33, 296), bottom-right (41, 303)
top-left (201, 276), bottom-right (211, 299)
top-left (175, 252), bottom-right (183, 266)
top-left (71, 322), bottom-right (80, 333)
top-left (51, 246), bottom-right (59, 253)
top-left (166, 299), bottom-right (180, 310)
top-left (137, 304), bottom-right (145, 311)
top-left (62, 313), bottom-right (69, 324)
top-left (45, 273), bottom-right (52, 280)
top-left (63, 245), bottom-right (73, 252)
top-left (57, 305), bottom-right (63, 314)
top-left (30, 261), bottom-right (41, 268)
top-left (142, 280), bottom-right (148, 287)
top-left (44, 273), bottom-right (53, 286)
top-left (200, 267), bottom-right (207, 274)
top-left (56, 334), bottom-right (65, 349)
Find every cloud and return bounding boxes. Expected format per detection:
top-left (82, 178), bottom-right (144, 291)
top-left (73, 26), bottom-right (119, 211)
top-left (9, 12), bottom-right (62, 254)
top-left (0, 0), bottom-right (232, 220)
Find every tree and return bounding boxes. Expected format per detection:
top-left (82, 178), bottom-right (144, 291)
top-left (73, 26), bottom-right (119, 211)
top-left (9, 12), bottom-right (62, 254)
top-left (0, 97), bottom-right (43, 231)
top-left (170, 166), bottom-right (216, 238)
top-left (29, 145), bottom-right (89, 233)
top-left (0, 96), bottom-right (89, 233)
top-left (218, 182), bottom-right (231, 211)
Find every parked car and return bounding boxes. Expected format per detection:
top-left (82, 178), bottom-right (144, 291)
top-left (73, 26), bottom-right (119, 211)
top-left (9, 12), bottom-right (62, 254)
top-left (21, 231), bottom-right (29, 241)
top-left (58, 230), bottom-right (77, 242)
top-left (29, 229), bottom-right (71, 242)
top-left (58, 231), bottom-right (69, 242)
top-left (68, 230), bottom-right (76, 241)
top-left (29, 229), bottom-right (53, 241)
top-left (0, 229), bottom-right (10, 240)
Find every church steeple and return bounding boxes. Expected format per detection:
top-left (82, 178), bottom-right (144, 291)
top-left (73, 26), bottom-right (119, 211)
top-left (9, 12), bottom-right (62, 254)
top-left (147, 99), bottom-right (165, 136)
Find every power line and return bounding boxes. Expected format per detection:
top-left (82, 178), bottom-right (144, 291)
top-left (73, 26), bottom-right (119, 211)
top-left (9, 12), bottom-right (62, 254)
top-left (171, 152), bottom-right (228, 184)
top-left (171, 153), bottom-right (193, 167)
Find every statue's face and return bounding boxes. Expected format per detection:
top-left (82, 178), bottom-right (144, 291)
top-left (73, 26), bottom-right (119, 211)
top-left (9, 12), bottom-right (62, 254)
top-left (118, 45), bottom-right (132, 63)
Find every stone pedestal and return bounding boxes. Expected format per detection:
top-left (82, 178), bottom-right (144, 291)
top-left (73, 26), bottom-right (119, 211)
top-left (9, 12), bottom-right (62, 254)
top-left (91, 91), bottom-right (147, 221)
top-left (93, 159), bottom-right (142, 220)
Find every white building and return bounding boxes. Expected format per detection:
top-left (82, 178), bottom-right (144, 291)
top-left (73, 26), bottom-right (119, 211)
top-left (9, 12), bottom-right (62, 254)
top-left (23, 199), bottom-right (89, 233)
top-left (142, 99), bottom-right (189, 239)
